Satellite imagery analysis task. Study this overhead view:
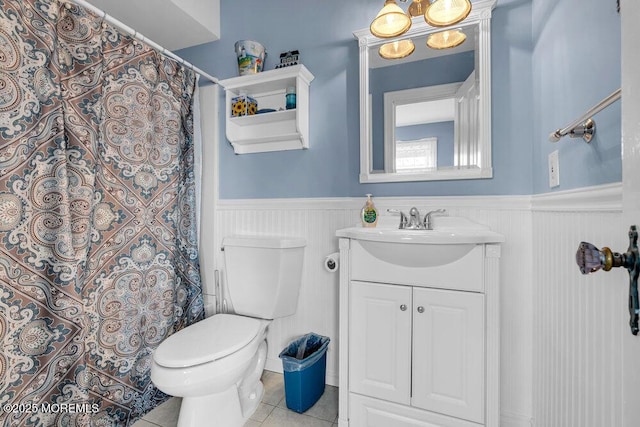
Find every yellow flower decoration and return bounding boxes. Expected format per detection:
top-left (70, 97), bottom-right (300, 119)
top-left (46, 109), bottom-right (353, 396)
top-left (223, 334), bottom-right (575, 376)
top-left (232, 99), bottom-right (247, 116)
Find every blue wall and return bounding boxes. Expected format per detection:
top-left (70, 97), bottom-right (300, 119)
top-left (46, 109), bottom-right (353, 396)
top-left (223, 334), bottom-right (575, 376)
top-left (177, 0), bottom-right (619, 199)
top-left (532, 0), bottom-right (621, 193)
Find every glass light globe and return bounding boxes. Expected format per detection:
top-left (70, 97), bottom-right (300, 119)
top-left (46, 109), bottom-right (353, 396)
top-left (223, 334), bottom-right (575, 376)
top-left (370, 0), bottom-right (412, 38)
top-left (426, 29), bottom-right (467, 49)
top-left (425, 0), bottom-right (472, 27)
top-left (379, 39), bottom-right (416, 59)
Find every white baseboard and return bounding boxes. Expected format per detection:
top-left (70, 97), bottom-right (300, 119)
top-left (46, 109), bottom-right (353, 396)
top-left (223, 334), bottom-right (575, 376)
top-left (501, 411), bottom-right (534, 427)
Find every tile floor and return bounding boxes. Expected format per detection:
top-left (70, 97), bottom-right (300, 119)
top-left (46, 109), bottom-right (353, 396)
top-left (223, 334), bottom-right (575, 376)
top-left (132, 371), bottom-right (339, 427)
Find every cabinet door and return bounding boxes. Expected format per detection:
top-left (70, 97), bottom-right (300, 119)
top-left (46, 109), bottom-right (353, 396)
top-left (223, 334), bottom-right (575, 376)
top-left (349, 281), bottom-right (412, 404)
top-left (412, 288), bottom-right (485, 424)
top-left (350, 393), bottom-right (482, 427)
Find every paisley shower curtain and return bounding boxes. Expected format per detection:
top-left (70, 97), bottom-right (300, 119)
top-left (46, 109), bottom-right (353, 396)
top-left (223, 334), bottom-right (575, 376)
top-left (0, 0), bottom-right (204, 425)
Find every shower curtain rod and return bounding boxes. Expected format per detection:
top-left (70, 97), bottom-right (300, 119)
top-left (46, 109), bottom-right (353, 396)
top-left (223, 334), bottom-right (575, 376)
top-left (65, 0), bottom-right (220, 85)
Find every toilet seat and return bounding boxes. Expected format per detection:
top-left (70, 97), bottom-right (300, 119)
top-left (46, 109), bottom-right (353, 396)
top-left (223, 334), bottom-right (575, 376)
top-left (154, 314), bottom-right (263, 368)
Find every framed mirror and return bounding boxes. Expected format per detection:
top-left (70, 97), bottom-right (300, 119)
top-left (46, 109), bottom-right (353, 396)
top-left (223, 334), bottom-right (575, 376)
top-left (355, 0), bottom-right (496, 183)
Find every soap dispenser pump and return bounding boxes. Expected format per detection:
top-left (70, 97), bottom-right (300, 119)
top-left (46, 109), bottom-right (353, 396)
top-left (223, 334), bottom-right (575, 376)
top-left (361, 194), bottom-right (378, 228)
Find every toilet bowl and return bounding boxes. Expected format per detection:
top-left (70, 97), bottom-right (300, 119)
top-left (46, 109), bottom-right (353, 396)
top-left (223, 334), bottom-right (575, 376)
top-left (151, 314), bottom-right (270, 426)
top-left (151, 235), bottom-right (306, 427)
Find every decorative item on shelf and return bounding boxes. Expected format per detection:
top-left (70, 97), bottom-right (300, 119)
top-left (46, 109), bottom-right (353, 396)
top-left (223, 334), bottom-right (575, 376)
top-left (275, 50), bottom-right (300, 69)
top-left (235, 40), bottom-right (266, 76)
top-left (426, 28), bottom-right (466, 49)
top-left (231, 92), bottom-right (258, 117)
top-left (285, 86), bottom-right (297, 110)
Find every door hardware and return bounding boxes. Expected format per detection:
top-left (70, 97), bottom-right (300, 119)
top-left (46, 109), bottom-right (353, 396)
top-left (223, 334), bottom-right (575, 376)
top-left (576, 225), bottom-right (640, 335)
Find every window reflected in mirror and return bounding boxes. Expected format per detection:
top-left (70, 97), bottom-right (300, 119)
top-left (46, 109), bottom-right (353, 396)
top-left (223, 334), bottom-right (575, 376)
top-left (393, 96), bottom-right (455, 173)
top-left (395, 137), bottom-right (438, 172)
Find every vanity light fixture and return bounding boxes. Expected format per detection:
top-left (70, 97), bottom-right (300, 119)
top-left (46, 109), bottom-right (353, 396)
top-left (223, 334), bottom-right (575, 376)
top-left (370, 0), bottom-right (412, 38)
top-left (424, 0), bottom-right (472, 27)
top-left (408, 0), bottom-right (430, 17)
top-left (426, 28), bottom-right (466, 49)
top-left (379, 39), bottom-right (416, 59)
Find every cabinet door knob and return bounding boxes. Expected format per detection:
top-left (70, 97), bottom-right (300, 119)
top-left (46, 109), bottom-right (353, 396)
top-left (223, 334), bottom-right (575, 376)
top-left (400, 304), bottom-right (407, 311)
top-left (417, 306), bottom-right (425, 313)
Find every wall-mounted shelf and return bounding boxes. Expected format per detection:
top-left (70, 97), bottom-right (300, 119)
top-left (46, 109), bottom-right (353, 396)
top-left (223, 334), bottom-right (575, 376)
top-left (219, 65), bottom-right (314, 154)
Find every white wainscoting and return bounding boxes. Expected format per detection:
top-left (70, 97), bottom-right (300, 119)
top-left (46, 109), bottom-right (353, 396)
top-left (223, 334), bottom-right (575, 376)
top-left (209, 195), bottom-right (534, 425)
top-left (532, 183), bottom-right (624, 427)
top-left (202, 183), bottom-right (624, 426)
top-left (211, 201), bottom-right (358, 387)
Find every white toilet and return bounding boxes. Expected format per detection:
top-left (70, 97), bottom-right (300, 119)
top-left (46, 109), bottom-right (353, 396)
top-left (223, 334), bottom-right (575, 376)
top-left (151, 235), bottom-right (306, 427)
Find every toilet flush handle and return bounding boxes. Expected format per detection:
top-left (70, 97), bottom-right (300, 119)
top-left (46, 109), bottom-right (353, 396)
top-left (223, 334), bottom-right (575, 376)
top-left (215, 270), bottom-right (221, 314)
top-left (575, 225), bottom-right (640, 335)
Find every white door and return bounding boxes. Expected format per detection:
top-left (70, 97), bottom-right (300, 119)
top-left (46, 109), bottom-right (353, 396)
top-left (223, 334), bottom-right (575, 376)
top-left (349, 281), bottom-right (412, 404)
top-left (621, 0), bottom-right (640, 424)
top-left (454, 70), bottom-right (478, 167)
top-left (411, 288), bottom-right (485, 424)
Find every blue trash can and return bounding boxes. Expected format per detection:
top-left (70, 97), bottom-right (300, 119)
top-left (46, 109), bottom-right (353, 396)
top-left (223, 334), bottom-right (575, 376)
top-left (278, 333), bottom-right (330, 413)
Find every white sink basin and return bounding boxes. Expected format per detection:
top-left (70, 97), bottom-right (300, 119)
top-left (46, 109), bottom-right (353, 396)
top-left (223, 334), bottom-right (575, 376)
top-left (336, 216), bottom-right (504, 245)
top-left (336, 216), bottom-right (504, 269)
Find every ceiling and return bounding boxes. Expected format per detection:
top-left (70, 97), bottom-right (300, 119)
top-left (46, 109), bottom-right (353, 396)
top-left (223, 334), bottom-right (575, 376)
top-left (86, 0), bottom-right (220, 51)
top-left (396, 98), bottom-right (456, 127)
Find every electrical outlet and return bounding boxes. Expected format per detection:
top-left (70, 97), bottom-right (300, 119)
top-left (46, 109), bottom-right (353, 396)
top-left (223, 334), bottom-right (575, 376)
top-left (549, 150), bottom-right (559, 188)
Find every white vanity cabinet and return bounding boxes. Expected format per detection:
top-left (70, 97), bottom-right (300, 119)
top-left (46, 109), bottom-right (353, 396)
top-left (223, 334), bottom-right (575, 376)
top-left (337, 223), bottom-right (503, 427)
top-left (350, 281), bottom-right (485, 423)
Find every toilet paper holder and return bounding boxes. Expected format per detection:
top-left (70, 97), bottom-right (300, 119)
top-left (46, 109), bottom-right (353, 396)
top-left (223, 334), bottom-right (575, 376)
top-left (324, 252), bottom-right (339, 272)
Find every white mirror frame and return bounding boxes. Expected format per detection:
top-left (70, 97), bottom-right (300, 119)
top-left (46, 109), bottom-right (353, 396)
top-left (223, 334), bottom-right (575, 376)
top-left (355, 0), bottom-right (496, 183)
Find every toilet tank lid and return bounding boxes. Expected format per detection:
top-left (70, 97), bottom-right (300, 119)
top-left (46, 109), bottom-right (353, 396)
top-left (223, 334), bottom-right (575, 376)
top-left (222, 235), bottom-right (306, 249)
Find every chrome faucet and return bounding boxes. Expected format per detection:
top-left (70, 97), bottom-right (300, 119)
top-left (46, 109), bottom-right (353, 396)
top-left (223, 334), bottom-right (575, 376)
top-left (407, 207), bottom-right (422, 229)
top-left (423, 209), bottom-right (447, 230)
top-left (387, 209), bottom-right (408, 229)
top-left (387, 207), bottom-right (447, 230)
top-left (388, 208), bottom-right (422, 229)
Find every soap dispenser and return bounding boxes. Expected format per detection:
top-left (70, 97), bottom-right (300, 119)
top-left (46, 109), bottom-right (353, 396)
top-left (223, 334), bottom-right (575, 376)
top-left (361, 194), bottom-right (378, 228)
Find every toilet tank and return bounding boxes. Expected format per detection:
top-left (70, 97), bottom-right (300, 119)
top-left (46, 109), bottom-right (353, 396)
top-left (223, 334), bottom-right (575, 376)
top-left (222, 235), bottom-right (306, 319)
